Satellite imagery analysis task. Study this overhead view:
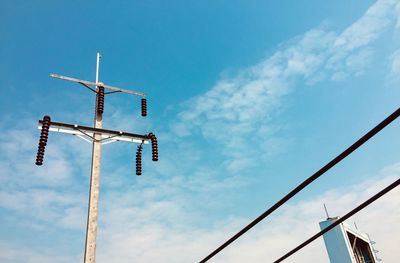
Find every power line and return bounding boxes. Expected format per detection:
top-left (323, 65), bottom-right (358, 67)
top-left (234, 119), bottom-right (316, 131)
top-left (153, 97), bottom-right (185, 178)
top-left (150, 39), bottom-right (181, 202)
top-left (199, 107), bottom-right (400, 262)
top-left (274, 178), bottom-right (400, 262)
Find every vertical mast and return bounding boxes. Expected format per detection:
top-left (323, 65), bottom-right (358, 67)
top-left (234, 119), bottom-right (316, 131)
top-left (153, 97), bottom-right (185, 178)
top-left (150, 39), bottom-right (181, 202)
top-left (84, 52), bottom-right (103, 263)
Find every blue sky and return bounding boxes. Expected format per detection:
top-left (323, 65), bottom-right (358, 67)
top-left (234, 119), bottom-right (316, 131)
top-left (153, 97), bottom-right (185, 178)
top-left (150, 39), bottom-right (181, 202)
top-left (0, 0), bottom-right (400, 262)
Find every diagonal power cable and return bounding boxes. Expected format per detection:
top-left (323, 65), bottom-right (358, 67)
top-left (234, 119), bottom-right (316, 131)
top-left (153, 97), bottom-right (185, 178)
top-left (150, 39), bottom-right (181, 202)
top-left (199, 107), bottom-right (400, 263)
top-left (274, 177), bottom-right (400, 262)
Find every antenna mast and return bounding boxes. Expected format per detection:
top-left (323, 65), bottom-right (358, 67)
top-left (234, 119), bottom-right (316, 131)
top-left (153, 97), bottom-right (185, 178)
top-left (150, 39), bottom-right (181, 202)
top-left (323, 203), bottom-right (330, 219)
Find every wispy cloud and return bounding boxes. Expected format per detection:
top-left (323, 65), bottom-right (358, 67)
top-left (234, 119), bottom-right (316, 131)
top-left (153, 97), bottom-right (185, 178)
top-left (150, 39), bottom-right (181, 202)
top-left (94, 163), bottom-right (400, 263)
top-left (0, 121), bottom-right (89, 231)
top-left (170, 0), bottom-right (400, 173)
top-left (0, 242), bottom-right (78, 263)
top-left (0, 128), bottom-right (72, 187)
top-left (388, 48), bottom-right (400, 82)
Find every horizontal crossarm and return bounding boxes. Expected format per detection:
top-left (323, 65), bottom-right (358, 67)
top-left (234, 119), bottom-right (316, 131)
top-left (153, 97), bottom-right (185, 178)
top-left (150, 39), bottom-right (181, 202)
top-left (38, 120), bottom-right (150, 144)
top-left (50, 74), bottom-right (145, 97)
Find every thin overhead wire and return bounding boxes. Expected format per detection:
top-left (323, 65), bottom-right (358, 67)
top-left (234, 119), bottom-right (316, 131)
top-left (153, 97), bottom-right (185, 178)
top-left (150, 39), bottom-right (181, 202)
top-left (199, 107), bottom-right (400, 263)
top-left (274, 178), bottom-right (400, 263)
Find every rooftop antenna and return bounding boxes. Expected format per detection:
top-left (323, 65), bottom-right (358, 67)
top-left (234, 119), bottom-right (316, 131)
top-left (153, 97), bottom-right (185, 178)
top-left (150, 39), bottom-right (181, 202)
top-left (35, 53), bottom-right (158, 263)
top-left (323, 203), bottom-right (330, 219)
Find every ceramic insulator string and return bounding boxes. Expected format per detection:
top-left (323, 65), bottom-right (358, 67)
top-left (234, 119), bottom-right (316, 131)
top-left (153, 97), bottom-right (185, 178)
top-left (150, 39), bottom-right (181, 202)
top-left (141, 98), bottom-right (147, 117)
top-left (97, 86), bottom-right (105, 114)
top-left (136, 142), bottom-right (143, 176)
top-left (148, 133), bottom-right (158, 161)
top-left (36, 115), bottom-right (51, 165)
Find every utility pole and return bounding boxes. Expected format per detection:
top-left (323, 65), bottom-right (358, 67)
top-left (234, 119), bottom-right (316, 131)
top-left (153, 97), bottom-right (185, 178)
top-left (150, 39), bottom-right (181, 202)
top-left (85, 52), bottom-right (104, 263)
top-left (35, 53), bottom-right (158, 263)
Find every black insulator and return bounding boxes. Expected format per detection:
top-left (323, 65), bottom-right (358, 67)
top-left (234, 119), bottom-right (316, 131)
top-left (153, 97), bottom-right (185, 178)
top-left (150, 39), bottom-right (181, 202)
top-left (136, 144), bottom-right (143, 176)
top-left (37, 148), bottom-right (45, 153)
top-left (141, 98), bottom-right (147, 117)
top-left (39, 136), bottom-right (48, 141)
top-left (36, 115), bottom-right (51, 166)
top-left (148, 133), bottom-right (158, 161)
top-left (97, 86), bottom-right (105, 114)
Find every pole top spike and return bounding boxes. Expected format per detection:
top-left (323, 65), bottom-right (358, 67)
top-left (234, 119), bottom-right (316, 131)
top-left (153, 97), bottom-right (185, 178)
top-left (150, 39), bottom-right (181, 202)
top-left (323, 203), bottom-right (330, 219)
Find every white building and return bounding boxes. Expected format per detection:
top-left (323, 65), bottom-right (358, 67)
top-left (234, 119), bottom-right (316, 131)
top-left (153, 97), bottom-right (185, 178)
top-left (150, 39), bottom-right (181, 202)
top-left (319, 217), bottom-right (380, 263)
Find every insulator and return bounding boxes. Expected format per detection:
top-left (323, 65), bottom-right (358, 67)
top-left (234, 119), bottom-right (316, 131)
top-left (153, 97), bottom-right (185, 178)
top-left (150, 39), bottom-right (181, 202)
top-left (148, 133), bottom-right (158, 161)
top-left (37, 147), bottom-right (45, 153)
top-left (136, 144), bottom-right (143, 176)
top-left (97, 86), bottom-right (105, 114)
top-left (141, 98), bottom-right (147, 117)
top-left (39, 136), bottom-right (48, 141)
top-left (36, 115), bottom-right (51, 166)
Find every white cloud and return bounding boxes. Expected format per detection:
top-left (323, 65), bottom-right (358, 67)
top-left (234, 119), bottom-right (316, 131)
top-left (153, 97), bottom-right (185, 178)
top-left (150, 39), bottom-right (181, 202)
top-left (396, 2), bottom-right (400, 28)
top-left (0, 243), bottom-right (77, 263)
top-left (170, 0), bottom-right (400, 173)
top-left (388, 48), bottom-right (400, 81)
top-left (92, 163), bottom-right (400, 263)
top-left (332, 0), bottom-right (395, 51)
top-left (0, 125), bottom-right (90, 188)
top-left (3, 168), bottom-right (394, 263)
top-left (0, 188), bottom-right (86, 230)
top-left (0, 122), bottom-right (90, 231)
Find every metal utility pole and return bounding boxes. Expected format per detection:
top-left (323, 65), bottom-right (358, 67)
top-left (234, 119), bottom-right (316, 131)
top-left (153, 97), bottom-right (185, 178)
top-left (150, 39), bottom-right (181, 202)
top-left (35, 53), bottom-right (158, 263)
